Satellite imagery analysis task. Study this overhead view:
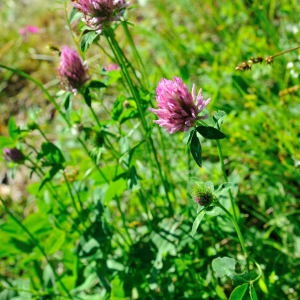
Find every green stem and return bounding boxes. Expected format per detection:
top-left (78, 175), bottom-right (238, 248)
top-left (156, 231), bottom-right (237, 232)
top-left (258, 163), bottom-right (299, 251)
top-left (88, 103), bottom-right (102, 129)
top-left (62, 172), bottom-right (87, 229)
top-left (86, 103), bottom-right (120, 160)
top-left (216, 140), bottom-right (238, 220)
top-left (216, 201), bottom-right (248, 263)
top-left (216, 140), bottom-right (249, 268)
top-left (104, 29), bottom-right (174, 215)
top-left (121, 21), bottom-right (148, 89)
top-left (114, 196), bottom-right (133, 245)
top-left (0, 197), bottom-right (73, 299)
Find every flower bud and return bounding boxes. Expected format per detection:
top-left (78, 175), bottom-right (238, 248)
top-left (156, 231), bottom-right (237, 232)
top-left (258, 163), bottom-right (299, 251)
top-left (192, 182), bottom-right (214, 206)
top-left (58, 46), bottom-right (89, 93)
top-left (3, 148), bottom-right (25, 163)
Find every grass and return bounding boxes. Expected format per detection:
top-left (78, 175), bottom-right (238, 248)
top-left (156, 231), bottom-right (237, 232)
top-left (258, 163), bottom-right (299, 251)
top-left (0, 0), bottom-right (299, 299)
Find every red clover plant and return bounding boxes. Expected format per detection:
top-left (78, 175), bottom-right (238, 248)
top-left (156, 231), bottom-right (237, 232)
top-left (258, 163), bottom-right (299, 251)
top-left (0, 1), bottom-right (299, 299)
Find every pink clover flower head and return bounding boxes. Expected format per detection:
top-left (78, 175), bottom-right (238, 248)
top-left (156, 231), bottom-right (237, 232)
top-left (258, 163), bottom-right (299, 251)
top-left (58, 46), bottom-right (89, 92)
top-left (104, 63), bottom-right (120, 71)
top-left (19, 25), bottom-right (40, 37)
top-left (150, 77), bottom-right (210, 134)
top-left (72, 0), bottom-right (129, 33)
top-left (3, 148), bottom-right (25, 163)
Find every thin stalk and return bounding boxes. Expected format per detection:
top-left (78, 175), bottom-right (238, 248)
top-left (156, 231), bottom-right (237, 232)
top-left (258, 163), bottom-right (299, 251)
top-left (96, 41), bottom-right (115, 61)
top-left (121, 21), bottom-right (148, 88)
top-left (62, 172), bottom-right (87, 229)
top-left (137, 189), bottom-right (153, 221)
top-left (215, 139), bottom-right (249, 268)
top-left (104, 30), bottom-right (174, 215)
top-left (86, 103), bottom-right (119, 159)
top-left (114, 196), bottom-right (133, 245)
top-left (216, 140), bottom-right (238, 221)
top-left (25, 156), bottom-right (57, 197)
top-left (88, 103), bottom-right (102, 129)
top-left (0, 197), bottom-right (73, 299)
top-left (107, 28), bottom-right (143, 88)
top-left (271, 45), bottom-right (300, 59)
top-left (216, 201), bottom-right (248, 266)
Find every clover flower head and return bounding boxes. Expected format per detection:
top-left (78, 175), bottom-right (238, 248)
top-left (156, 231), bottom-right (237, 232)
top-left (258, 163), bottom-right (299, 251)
top-left (19, 25), bottom-right (40, 37)
top-left (150, 77), bottom-right (210, 134)
top-left (192, 182), bottom-right (215, 206)
top-left (72, 0), bottom-right (129, 33)
top-left (104, 63), bottom-right (120, 71)
top-left (3, 148), bottom-right (25, 163)
top-left (58, 46), bottom-right (89, 92)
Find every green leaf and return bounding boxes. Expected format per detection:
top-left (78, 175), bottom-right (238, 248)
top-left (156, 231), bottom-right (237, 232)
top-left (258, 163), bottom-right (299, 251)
top-left (0, 232), bottom-right (24, 257)
top-left (38, 142), bottom-right (65, 166)
top-left (111, 276), bottom-right (125, 299)
top-left (229, 283), bottom-right (249, 300)
top-left (189, 130), bottom-right (202, 167)
top-left (103, 178), bottom-right (127, 204)
top-left (10, 237), bottom-right (34, 253)
top-left (196, 125), bottom-right (226, 139)
top-left (62, 91), bottom-right (72, 110)
top-left (212, 256), bottom-right (237, 278)
top-left (69, 7), bottom-right (81, 24)
top-left (83, 87), bottom-right (92, 107)
top-left (0, 136), bottom-right (13, 148)
top-left (213, 110), bottom-right (227, 125)
top-left (191, 209), bottom-right (206, 236)
top-left (39, 164), bottom-right (63, 190)
top-left (111, 96), bottom-right (138, 123)
top-left (23, 212), bottom-right (52, 236)
top-left (8, 117), bottom-right (19, 140)
top-left (44, 229), bottom-right (66, 255)
top-left (249, 284), bottom-right (258, 300)
top-left (258, 277), bottom-right (268, 294)
top-left (81, 238), bottom-right (100, 255)
top-left (80, 31), bottom-right (99, 52)
top-left (88, 80), bottom-right (106, 89)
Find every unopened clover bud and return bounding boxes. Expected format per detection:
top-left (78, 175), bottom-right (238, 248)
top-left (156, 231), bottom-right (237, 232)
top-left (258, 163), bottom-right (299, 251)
top-left (3, 148), bottom-right (25, 163)
top-left (192, 182), bottom-right (215, 206)
top-left (58, 46), bottom-right (89, 93)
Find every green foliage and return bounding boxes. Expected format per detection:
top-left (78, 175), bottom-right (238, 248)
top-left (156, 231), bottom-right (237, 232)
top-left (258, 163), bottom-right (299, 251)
top-left (0, 0), bottom-right (299, 299)
top-left (229, 283), bottom-right (249, 300)
top-left (189, 129), bottom-right (203, 167)
top-left (196, 125), bottom-right (226, 140)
